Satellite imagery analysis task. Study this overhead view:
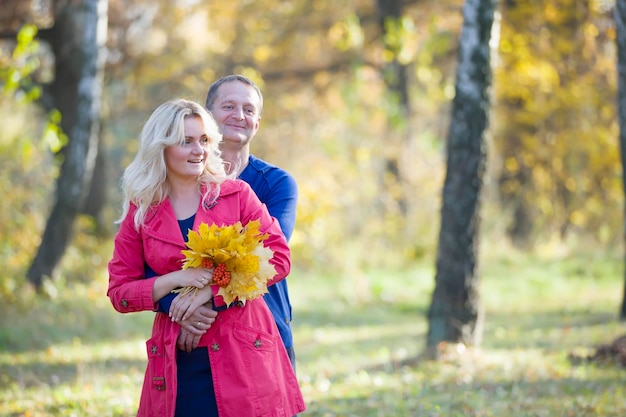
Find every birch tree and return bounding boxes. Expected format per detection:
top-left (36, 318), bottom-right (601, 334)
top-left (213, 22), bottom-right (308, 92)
top-left (426, 0), bottom-right (497, 349)
top-left (615, 0), bottom-right (626, 320)
top-left (27, 0), bottom-right (108, 289)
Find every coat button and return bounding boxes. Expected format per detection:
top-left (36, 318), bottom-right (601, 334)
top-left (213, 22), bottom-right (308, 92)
top-left (211, 343), bottom-right (220, 352)
top-left (285, 317), bottom-right (290, 324)
top-left (254, 339), bottom-right (262, 348)
top-left (121, 299), bottom-right (129, 307)
top-left (151, 345), bottom-right (158, 354)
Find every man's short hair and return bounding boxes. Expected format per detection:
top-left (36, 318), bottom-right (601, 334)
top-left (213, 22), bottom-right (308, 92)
top-left (205, 75), bottom-right (264, 114)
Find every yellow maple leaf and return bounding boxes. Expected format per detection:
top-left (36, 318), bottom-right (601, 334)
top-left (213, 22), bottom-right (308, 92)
top-left (177, 220), bottom-right (274, 305)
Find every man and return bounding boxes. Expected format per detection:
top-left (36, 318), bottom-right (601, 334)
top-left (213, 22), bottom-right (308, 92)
top-left (173, 75), bottom-right (298, 368)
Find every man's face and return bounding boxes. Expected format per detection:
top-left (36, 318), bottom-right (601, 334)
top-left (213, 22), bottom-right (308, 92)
top-left (210, 81), bottom-right (261, 148)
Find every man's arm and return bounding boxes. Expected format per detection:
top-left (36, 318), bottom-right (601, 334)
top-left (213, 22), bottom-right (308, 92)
top-left (262, 174), bottom-right (298, 241)
top-left (145, 264), bottom-right (176, 313)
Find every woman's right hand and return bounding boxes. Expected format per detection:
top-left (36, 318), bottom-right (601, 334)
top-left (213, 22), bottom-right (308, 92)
top-left (152, 267), bottom-right (213, 304)
top-left (181, 267), bottom-right (214, 289)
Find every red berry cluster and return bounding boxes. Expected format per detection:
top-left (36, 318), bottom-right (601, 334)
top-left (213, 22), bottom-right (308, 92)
top-left (201, 258), bottom-right (215, 269)
top-left (212, 263), bottom-right (231, 287)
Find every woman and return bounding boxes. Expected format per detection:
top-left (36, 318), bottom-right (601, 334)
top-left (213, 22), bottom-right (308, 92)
top-left (107, 99), bottom-right (305, 417)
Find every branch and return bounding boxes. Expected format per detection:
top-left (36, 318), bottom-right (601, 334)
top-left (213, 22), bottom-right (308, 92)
top-left (0, 30), bottom-right (18, 39)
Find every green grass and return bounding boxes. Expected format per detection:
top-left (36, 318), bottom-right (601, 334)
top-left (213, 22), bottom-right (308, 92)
top-left (1, 250), bottom-right (625, 416)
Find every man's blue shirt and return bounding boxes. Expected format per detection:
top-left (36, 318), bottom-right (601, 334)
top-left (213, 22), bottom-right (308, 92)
top-left (239, 155), bottom-right (298, 348)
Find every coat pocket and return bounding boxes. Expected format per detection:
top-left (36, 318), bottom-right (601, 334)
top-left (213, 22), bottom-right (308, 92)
top-left (145, 336), bottom-right (167, 392)
top-left (231, 323), bottom-right (285, 414)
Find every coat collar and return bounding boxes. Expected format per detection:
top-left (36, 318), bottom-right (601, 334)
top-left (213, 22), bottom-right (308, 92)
top-left (141, 180), bottom-right (242, 244)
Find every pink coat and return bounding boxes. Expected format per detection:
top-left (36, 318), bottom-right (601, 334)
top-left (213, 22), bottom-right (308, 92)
top-left (108, 180), bottom-right (305, 417)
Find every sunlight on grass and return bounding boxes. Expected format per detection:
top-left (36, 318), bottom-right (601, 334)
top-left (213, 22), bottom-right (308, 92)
top-left (0, 339), bottom-right (146, 367)
top-left (0, 336), bottom-right (146, 416)
top-left (288, 253), bottom-right (626, 416)
top-left (1, 252), bottom-right (625, 416)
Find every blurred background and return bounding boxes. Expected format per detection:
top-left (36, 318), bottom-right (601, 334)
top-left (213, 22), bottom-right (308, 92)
top-left (0, 0), bottom-right (620, 296)
top-left (2, 1), bottom-right (626, 415)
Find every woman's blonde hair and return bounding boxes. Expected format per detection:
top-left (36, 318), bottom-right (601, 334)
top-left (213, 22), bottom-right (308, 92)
top-left (118, 99), bottom-right (232, 229)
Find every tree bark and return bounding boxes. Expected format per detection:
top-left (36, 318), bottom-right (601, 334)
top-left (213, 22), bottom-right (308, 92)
top-left (376, 0), bottom-right (412, 216)
top-left (615, 0), bottom-right (626, 320)
top-left (81, 124), bottom-right (110, 234)
top-left (0, 0), bottom-right (34, 35)
top-left (426, 0), bottom-right (496, 349)
top-left (376, 0), bottom-right (411, 114)
top-left (27, 0), bottom-right (108, 289)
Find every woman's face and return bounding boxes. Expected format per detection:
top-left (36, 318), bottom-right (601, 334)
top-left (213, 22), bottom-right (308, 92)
top-left (164, 115), bottom-right (210, 182)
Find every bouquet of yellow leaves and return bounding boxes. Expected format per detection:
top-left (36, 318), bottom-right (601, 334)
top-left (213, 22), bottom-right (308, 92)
top-left (176, 220), bottom-right (276, 306)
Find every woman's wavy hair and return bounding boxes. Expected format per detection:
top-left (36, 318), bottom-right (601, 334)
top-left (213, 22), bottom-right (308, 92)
top-left (118, 99), bottom-right (233, 229)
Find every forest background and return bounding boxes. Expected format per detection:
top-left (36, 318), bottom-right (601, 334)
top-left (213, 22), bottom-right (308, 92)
top-left (1, 0), bottom-right (622, 288)
top-left (1, 0), bottom-right (626, 415)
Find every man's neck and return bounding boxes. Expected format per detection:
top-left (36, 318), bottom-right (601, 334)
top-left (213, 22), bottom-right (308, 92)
top-left (221, 147), bottom-right (250, 177)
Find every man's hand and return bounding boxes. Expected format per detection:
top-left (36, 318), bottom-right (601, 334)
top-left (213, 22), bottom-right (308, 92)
top-left (176, 304), bottom-right (218, 352)
top-left (177, 327), bottom-right (202, 352)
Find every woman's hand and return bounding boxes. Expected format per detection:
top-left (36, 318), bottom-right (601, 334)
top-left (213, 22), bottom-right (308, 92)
top-left (180, 267), bottom-right (214, 289)
top-left (170, 284), bottom-right (213, 322)
top-left (151, 267), bottom-right (214, 303)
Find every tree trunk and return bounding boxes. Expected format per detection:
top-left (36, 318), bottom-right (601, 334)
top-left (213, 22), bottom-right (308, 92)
top-left (27, 0), bottom-right (108, 289)
top-left (615, 0), bottom-right (626, 320)
top-left (0, 0), bottom-right (34, 35)
top-left (426, 0), bottom-right (496, 349)
top-left (81, 124), bottom-right (110, 235)
top-left (376, 0), bottom-right (411, 114)
top-left (376, 0), bottom-right (411, 216)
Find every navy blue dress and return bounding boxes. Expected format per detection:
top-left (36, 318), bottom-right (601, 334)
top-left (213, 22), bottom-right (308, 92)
top-left (146, 214), bottom-right (219, 417)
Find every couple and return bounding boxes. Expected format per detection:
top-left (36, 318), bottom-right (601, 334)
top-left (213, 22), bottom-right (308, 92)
top-left (107, 75), bottom-right (305, 416)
